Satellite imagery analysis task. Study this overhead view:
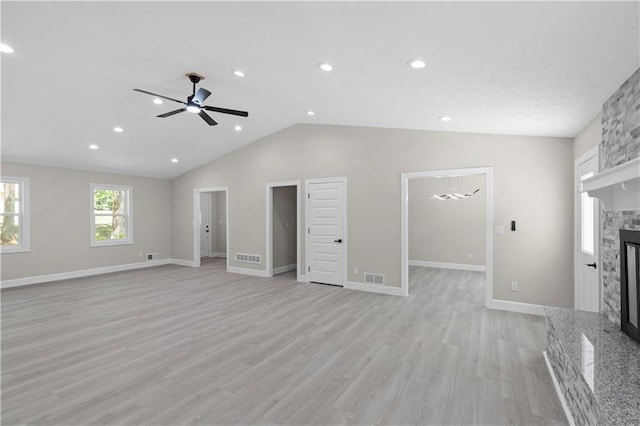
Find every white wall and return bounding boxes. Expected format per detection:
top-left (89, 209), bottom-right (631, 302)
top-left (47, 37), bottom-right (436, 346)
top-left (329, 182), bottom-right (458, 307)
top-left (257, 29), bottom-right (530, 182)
top-left (172, 124), bottom-right (574, 308)
top-left (574, 112), bottom-right (602, 160)
top-left (0, 162), bottom-right (172, 281)
top-left (409, 175), bottom-right (485, 266)
top-left (209, 191), bottom-right (227, 256)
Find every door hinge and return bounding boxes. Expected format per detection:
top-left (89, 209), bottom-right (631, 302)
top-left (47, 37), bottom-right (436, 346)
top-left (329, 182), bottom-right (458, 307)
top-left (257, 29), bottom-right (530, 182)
top-left (307, 193), bottom-right (310, 198)
top-left (308, 266), bottom-right (311, 272)
top-left (308, 228), bottom-right (310, 234)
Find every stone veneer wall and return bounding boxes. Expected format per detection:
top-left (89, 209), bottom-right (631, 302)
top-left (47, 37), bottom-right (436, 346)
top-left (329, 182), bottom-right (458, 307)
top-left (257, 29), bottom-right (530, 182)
top-left (601, 66), bottom-right (640, 325)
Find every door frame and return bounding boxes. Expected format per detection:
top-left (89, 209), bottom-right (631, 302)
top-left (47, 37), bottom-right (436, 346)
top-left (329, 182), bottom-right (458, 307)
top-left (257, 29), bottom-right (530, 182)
top-left (574, 146), bottom-right (600, 310)
top-left (304, 177), bottom-right (348, 285)
top-left (401, 167), bottom-right (493, 303)
top-left (193, 187), bottom-right (229, 269)
top-left (265, 180), bottom-right (302, 281)
top-left (199, 193), bottom-right (212, 258)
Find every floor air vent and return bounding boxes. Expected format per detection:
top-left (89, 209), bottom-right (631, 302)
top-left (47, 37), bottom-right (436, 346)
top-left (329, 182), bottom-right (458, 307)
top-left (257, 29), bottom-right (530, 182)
top-left (235, 253), bottom-right (262, 264)
top-left (364, 272), bottom-right (385, 285)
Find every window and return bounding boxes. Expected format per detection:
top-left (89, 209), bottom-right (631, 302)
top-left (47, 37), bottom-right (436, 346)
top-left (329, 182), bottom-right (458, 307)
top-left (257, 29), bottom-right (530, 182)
top-left (580, 171), bottom-right (595, 255)
top-left (0, 177), bottom-right (30, 253)
top-left (90, 183), bottom-right (133, 246)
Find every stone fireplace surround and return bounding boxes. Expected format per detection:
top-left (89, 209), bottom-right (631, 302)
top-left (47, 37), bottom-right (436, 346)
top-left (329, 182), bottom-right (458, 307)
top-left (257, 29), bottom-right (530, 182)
top-left (545, 67), bottom-right (640, 425)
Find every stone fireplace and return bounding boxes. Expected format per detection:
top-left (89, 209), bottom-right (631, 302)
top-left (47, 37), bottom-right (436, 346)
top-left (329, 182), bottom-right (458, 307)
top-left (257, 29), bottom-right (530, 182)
top-left (600, 66), bottom-right (640, 327)
top-left (544, 66), bottom-right (640, 425)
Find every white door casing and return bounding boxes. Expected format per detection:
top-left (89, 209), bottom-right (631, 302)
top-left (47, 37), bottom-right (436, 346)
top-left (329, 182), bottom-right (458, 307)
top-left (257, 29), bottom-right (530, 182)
top-left (575, 147), bottom-right (600, 312)
top-left (199, 193), bottom-right (211, 258)
top-left (305, 178), bottom-right (347, 286)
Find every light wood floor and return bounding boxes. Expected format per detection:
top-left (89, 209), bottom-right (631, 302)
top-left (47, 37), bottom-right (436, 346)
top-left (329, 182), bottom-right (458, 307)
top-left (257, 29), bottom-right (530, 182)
top-left (1, 259), bottom-right (566, 425)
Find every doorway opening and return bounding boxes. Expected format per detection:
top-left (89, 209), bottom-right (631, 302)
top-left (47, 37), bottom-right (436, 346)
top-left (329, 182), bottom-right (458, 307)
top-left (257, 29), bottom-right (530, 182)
top-left (265, 181), bottom-right (302, 281)
top-left (193, 187), bottom-right (229, 269)
top-left (401, 167), bottom-right (493, 305)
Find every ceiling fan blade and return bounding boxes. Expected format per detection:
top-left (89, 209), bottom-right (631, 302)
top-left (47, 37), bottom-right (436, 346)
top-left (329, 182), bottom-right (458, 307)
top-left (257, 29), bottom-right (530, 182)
top-left (203, 106), bottom-right (249, 117)
top-left (157, 108), bottom-right (186, 118)
top-left (192, 88), bottom-right (211, 105)
top-left (198, 110), bottom-right (218, 126)
top-left (133, 88), bottom-right (185, 105)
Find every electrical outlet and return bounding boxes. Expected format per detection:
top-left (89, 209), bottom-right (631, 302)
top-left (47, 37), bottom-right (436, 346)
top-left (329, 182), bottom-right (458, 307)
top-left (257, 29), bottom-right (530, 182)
top-left (467, 253), bottom-right (473, 260)
top-left (353, 266), bottom-right (359, 274)
top-left (138, 252), bottom-right (143, 258)
top-left (510, 281), bottom-right (519, 292)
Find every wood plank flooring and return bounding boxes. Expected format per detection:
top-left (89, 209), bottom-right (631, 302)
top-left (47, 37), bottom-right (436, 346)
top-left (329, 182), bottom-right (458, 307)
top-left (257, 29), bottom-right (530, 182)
top-left (1, 259), bottom-right (566, 425)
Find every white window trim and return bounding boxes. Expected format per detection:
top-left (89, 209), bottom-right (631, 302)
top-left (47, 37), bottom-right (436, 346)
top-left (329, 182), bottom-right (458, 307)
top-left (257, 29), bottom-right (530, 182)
top-left (90, 183), bottom-right (134, 247)
top-left (0, 176), bottom-right (30, 254)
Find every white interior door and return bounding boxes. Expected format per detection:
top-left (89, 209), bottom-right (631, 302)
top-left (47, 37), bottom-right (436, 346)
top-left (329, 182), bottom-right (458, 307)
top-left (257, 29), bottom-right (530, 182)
top-left (577, 155), bottom-right (599, 312)
top-left (307, 180), bottom-right (345, 286)
top-left (199, 193), bottom-right (211, 258)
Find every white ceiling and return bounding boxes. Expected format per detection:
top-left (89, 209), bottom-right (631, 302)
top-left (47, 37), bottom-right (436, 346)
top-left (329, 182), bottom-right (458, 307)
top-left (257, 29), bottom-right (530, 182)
top-left (2, 1), bottom-right (639, 179)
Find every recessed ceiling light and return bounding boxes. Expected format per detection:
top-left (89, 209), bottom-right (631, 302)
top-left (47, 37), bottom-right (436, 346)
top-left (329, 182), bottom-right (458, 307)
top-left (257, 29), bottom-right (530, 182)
top-left (0, 44), bottom-right (14, 54)
top-left (153, 98), bottom-right (163, 105)
top-left (113, 126), bottom-right (123, 132)
top-left (171, 158), bottom-right (179, 163)
top-left (408, 59), bottom-right (426, 69)
top-left (234, 125), bottom-right (242, 131)
top-left (89, 144), bottom-right (99, 150)
top-left (233, 70), bottom-right (245, 77)
top-left (318, 63), bottom-right (333, 72)
top-left (439, 116), bottom-right (452, 122)
top-left (306, 111), bottom-right (315, 116)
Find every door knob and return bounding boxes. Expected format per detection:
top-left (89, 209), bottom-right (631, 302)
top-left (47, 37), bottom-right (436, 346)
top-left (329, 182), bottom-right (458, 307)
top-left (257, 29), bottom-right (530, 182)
top-left (585, 262), bottom-right (597, 269)
top-left (334, 239), bottom-right (343, 243)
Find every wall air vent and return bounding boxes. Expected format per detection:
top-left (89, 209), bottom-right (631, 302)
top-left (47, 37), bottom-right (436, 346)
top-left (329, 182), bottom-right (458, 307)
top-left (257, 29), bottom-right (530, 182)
top-left (146, 253), bottom-right (159, 261)
top-left (364, 272), bottom-right (385, 285)
top-left (235, 253), bottom-right (262, 264)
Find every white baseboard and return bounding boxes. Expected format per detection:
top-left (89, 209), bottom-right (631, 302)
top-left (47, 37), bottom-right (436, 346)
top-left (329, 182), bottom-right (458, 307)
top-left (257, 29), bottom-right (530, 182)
top-left (543, 351), bottom-right (576, 426)
top-left (227, 266), bottom-right (270, 278)
top-left (298, 274), bottom-right (309, 283)
top-left (172, 259), bottom-right (198, 267)
top-left (273, 263), bottom-right (296, 275)
top-left (1, 259), bottom-right (174, 289)
top-left (211, 252), bottom-right (227, 258)
top-left (409, 260), bottom-right (486, 272)
top-left (344, 281), bottom-right (404, 296)
top-left (486, 299), bottom-right (545, 316)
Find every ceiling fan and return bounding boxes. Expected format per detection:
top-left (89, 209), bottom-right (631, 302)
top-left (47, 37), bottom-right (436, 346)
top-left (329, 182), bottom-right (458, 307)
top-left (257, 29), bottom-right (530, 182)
top-left (134, 73), bottom-right (249, 126)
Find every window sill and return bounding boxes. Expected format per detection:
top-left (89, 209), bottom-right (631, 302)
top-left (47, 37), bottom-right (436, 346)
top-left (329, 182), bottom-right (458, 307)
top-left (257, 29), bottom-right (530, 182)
top-left (90, 240), bottom-right (134, 248)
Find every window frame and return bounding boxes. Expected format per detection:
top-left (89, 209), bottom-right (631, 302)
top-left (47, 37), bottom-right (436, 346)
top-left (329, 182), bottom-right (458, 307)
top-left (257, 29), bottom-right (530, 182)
top-left (90, 183), bottom-right (134, 247)
top-left (0, 176), bottom-right (30, 254)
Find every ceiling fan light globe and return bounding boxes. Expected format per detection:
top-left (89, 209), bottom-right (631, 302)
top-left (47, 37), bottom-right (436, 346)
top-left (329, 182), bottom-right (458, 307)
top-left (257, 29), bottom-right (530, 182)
top-left (186, 105), bottom-right (201, 114)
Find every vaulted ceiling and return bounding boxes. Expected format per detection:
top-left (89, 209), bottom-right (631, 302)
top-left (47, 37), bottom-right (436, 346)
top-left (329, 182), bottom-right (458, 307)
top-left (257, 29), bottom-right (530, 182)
top-left (2, 1), bottom-right (639, 179)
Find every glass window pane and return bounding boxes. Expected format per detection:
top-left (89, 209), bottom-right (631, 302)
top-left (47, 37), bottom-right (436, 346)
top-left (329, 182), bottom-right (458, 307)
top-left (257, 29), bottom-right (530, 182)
top-left (94, 189), bottom-right (126, 214)
top-left (94, 216), bottom-right (127, 240)
top-left (1, 215), bottom-right (20, 246)
top-left (628, 244), bottom-right (638, 328)
top-left (581, 191), bottom-right (594, 255)
top-left (1, 182), bottom-right (20, 215)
